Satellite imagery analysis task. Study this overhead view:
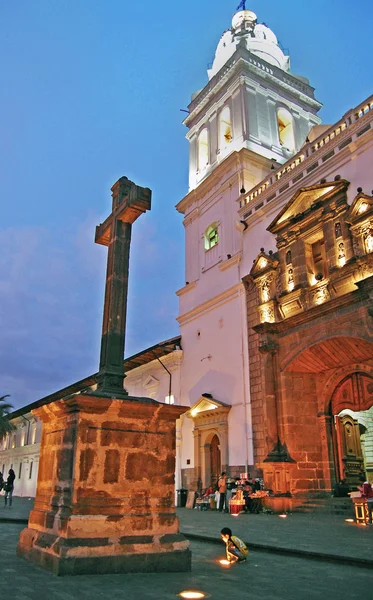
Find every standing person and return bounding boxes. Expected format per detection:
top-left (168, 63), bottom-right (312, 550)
top-left (4, 468), bottom-right (15, 508)
top-left (218, 472), bottom-right (227, 512)
top-left (358, 474), bottom-right (373, 525)
top-left (220, 527), bottom-right (248, 563)
top-left (0, 471), bottom-right (4, 492)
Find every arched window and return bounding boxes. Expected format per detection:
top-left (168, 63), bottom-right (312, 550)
top-left (204, 223), bottom-right (219, 250)
top-left (198, 128), bottom-right (209, 171)
top-left (219, 106), bottom-right (232, 149)
top-left (277, 108), bottom-right (296, 152)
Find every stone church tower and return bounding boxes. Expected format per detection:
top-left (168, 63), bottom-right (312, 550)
top-left (176, 7), bottom-right (322, 490)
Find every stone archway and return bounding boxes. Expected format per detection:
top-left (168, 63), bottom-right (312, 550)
top-left (279, 336), bottom-right (373, 494)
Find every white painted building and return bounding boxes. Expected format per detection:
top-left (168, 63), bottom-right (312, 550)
top-left (175, 8), bottom-right (323, 489)
top-left (2, 7), bottom-right (373, 497)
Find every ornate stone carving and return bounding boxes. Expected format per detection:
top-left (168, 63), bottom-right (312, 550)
top-left (352, 234), bottom-right (362, 257)
top-left (311, 285), bottom-right (330, 306)
top-left (259, 303), bottom-right (275, 323)
top-left (364, 226), bottom-right (373, 254)
top-left (261, 279), bottom-right (271, 303)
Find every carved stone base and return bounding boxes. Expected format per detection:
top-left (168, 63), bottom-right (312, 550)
top-left (17, 394), bottom-right (191, 576)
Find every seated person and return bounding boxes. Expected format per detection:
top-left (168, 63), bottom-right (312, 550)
top-left (333, 479), bottom-right (350, 497)
top-left (243, 481), bottom-right (253, 512)
top-left (220, 527), bottom-right (248, 563)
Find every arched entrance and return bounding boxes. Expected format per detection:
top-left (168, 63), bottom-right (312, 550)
top-left (210, 434), bottom-right (221, 485)
top-left (331, 372), bottom-right (373, 487)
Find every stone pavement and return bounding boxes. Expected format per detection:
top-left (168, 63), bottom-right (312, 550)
top-left (0, 522), bottom-right (372, 600)
top-left (1, 497), bottom-right (373, 567)
top-left (177, 506), bottom-right (373, 567)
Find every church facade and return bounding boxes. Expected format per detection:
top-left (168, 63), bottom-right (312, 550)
top-left (2, 8), bottom-right (373, 505)
top-left (175, 8), bottom-right (373, 498)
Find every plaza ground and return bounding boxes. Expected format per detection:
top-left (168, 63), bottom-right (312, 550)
top-left (0, 522), bottom-right (372, 600)
top-left (1, 498), bottom-right (373, 599)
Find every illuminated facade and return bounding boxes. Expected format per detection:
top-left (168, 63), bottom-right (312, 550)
top-left (176, 8), bottom-right (373, 501)
top-left (2, 8), bottom-right (373, 507)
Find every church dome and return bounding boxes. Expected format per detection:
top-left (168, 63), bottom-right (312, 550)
top-left (208, 9), bottom-right (290, 80)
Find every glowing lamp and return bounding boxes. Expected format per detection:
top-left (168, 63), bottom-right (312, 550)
top-left (179, 592), bottom-right (206, 599)
top-left (279, 514), bottom-right (287, 518)
top-left (219, 559), bottom-right (231, 567)
top-left (358, 202), bottom-right (368, 214)
top-left (345, 518), bottom-right (354, 523)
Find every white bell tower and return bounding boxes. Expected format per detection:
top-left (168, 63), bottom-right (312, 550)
top-left (184, 8), bottom-right (322, 191)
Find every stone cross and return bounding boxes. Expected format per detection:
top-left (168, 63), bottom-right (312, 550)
top-left (95, 176), bottom-right (151, 396)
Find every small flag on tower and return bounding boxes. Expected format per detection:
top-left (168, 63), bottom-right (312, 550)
top-left (236, 0), bottom-right (246, 10)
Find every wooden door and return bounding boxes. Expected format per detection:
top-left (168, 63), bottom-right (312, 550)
top-left (335, 415), bottom-right (364, 488)
top-left (210, 434), bottom-right (221, 485)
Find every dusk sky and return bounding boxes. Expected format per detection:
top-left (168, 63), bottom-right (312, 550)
top-left (1, 1), bottom-right (372, 410)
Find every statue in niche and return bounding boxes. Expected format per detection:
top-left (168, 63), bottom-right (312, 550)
top-left (338, 242), bottom-right (346, 261)
top-left (365, 228), bottom-right (373, 254)
top-left (261, 279), bottom-right (271, 303)
top-left (334, 222), bottom-right (342, 239)
top-left (287, 268), bottom-right (294, 289)
top-left (286, 250), bottom-right (292, 265)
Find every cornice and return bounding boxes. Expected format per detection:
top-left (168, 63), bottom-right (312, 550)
top-left (176, 281), bottom-right (197, 297)
top-left (238, 96), bottom-right (373, 221)
top-left (219, 252), bottom-right (241, 271)
top-left (176, 147), bottom-right (272, 215)
top-left (184, 46), bottom-right (320, 128)
top-left (177, 283), bottom-right (244, 325)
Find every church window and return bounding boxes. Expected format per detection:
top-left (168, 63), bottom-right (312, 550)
top-left (277, 108), bottom-right (296, 152)
top-left (198, 128), bottom-right (209, 171)
top-left (18, 462), bottom-right (22, 479)
top-left (204, 223), bottom-right (219, 250)
top-left (29, 461), bottom-right (33, 479)
top-left (306, 237), bottom-right (328, 283)
top-left (219, 106), bottom-right (232, 148)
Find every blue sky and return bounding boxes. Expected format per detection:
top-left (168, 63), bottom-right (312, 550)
top-left (1, 1), bottom-right (372, 409)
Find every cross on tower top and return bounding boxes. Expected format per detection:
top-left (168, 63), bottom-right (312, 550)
top-left (236, 0), bottom-right (247, 11)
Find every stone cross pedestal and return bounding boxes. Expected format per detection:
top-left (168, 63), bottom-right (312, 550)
top-left (17, 177), bottom-right (191, 575)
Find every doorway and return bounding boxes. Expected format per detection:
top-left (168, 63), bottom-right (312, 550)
top-left (332, 372), bottom-right (373, 488)
top-left (210, 434), bottom-right (221, 486)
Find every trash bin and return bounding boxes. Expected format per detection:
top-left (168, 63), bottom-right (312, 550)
top-left (177, 488), bottom-right (188, 508)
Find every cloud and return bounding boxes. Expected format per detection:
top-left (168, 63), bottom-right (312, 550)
top-left (0, 222), bottom-right (104, 409)
top-left (0, 215), bottom-right (183, 410)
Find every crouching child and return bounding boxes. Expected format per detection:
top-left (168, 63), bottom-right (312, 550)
top-left (220, 527), bottom-right (248, 563)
